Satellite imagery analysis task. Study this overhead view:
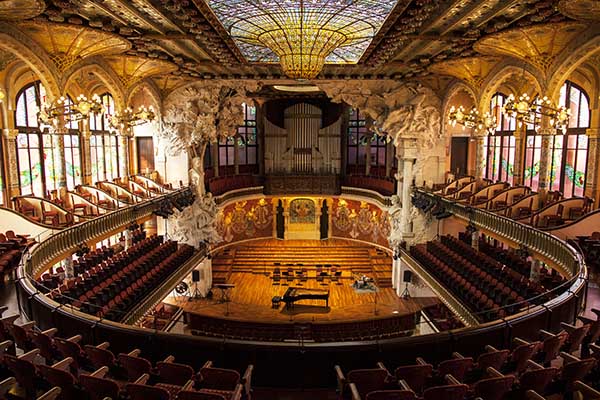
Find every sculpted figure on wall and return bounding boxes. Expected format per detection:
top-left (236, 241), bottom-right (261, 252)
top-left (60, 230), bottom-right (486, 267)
top-left (189, 156), bottom-right (205, 197)
top-left (168, 193), bottom-right (221, 248)
top-left (160, 81), bottom-right (261, 156)
top-left (319, 81), bottom-right (442, 149)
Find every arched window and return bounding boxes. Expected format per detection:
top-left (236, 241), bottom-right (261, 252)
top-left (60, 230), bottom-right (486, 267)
top-left (89, 93), bottom-right (119, 183)
top-left (62, 96), bottom-right (82, 190)
top-left (15, 81), bottom-right (46, 196)
top-left (347, 108), bottom-right (368, 174)
top-left (217, 103), bottom-right (258, 174)
top-left (484, 93), bottom-right (516, 184)
top-left (549, 81), bottom-right (590, 198)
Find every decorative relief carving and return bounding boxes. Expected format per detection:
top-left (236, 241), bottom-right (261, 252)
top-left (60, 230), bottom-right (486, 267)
top-left (0, 49), bottom-right (15, 71)
top-left (319, 81), bottom-right (442, 149)
top-left (332, 198), bottom-right (389, 248)
top-left (160, 81), bottom-right (261, 156)
top-left (168, 193), bottom-right (221, 248)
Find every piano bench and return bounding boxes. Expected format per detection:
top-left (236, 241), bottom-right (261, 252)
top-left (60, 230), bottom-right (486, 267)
top-left (272, 296), bottom-right (282, 309)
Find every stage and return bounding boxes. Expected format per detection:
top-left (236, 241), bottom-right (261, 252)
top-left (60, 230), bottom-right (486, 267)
top-left (163, 239), bottom-right (439, 326)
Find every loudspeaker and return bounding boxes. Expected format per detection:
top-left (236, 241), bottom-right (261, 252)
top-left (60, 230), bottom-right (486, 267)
top-left (192, 270), bottom-right (200, 282)
top-left (403, 270), bottom-right (412, 283)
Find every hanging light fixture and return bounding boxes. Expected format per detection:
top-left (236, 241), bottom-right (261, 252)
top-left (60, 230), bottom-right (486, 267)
top-left (109, 105), bottom-right (156, 131)
top-left (38, 94), bottom-right (104, 127)
top-left (207, 0), bottom-right (397, 80)
top-left (448, 106), bottom-right (497, 134)
top-left (502, 94), bottom-right (570, 134)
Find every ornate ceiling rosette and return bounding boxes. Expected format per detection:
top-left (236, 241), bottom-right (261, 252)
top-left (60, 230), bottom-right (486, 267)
top-left (558, 0), bottom-right (600, 21)
top-left (428, 56), bottom-right (502, 88)
top-left (18, 21), bottom-right (131, 72)
top-left (0, 0), bottom-right (45, 20)
top-left (104, 55), bottom-right (178, 88)
top-left (473, 22), bottom-right (587, 75)
top-left (206, 0), bottom-right (399, 79)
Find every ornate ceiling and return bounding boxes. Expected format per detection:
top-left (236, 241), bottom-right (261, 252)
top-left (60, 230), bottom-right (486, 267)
top-left (0, 0), bottom-right (596, 85)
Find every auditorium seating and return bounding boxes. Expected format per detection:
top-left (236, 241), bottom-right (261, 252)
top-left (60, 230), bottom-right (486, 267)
top-left (0, 307), bottom-right (254, 400)
top-left (410, 235), bottom-right (547, 322)
top-left (0, 231), bottom-right (35, 284)
top-left (335, 311), bottom-right (600, 399)
top-left (39, 234), bottom-right (194, 322)
top-left (572, 232), bottom-right (600, 273)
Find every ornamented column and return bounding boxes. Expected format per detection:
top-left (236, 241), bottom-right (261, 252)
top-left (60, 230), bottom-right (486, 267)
top-left (537, 126), bottom-right (555, 203)
top-left (53, 127), bottom-right (68, 194)
top-left (473, 129), bottom-right (487, 179)
top-left (399, 138), bottom-right (418, 237)
top-left (585, 128), bottom-right (600, 201)
top-left (2, 129), bottom-right (20, 201)
top-left (117, 131), bottom-right (130, 178)
top-left (512, 123), bottom-right (527, 186)
top-left (80, 120), bottom-right (92, 185)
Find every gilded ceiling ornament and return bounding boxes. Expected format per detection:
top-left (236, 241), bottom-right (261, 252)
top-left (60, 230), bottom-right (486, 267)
top-left (473, 22), bottom-right (587, 76)
top-left (558, 0), bottom-right (600, 21)
top-left (0, 50), bottom-right (15, 71)
top-left (428, 56), bottom-right (501, 89)
top-left (206, 0), bottom-right (398, 79)
top-left (18, 21), bottom-right (131, 73)
top-left (103, 55), bottom-right (178, 88)
top-left (0, 0), bottom-right (45, 20)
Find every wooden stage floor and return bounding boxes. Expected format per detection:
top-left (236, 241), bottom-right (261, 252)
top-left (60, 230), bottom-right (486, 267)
top-left (163, 239), bottom-right (439, 324)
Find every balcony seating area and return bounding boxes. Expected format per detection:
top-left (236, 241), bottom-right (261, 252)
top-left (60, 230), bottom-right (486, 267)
top-left (572, 232), bottom-right (600, 273)
top-left (42, 235), bottom-right (195, 322)
top-left (0, 309), bottom-right (252, 400)
top-left (421, 303), bottom-right (465, 331)
top-left (0, 231), bottom-right (35, 284)
top-left (342, 175), bottom-right (396, 196)
top-left (335, 314), bottom-right (600, 400)
top-left (36, 229), bottom-right (146, 291)
top-left (410, 235), bottom-right (546, 322)
top-left (208, 175), bottom-right (262, 196)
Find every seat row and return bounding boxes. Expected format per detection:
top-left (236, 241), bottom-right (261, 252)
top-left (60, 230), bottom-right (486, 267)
top-left (335, 312), bottom-right (600, 399)
top-left (0, 308), bottom-right (252, 400)
top-left (0, 231), bottom-right (34, 283)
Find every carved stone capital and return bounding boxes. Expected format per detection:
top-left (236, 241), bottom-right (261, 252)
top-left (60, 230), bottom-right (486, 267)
top-left (2, 128), bottom-right (18, 140)
top-left (587, 128), bottom-right (600, 139)
top-left (537, 127), bottom-right (557, 136)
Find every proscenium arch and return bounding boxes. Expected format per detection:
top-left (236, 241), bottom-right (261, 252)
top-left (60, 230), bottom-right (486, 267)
top-left (0, 23), bottom-right (61, 101)
top-left (62, 57), bottom-right (126, 111)
top-left (478, 63), bottom-right (544, 113)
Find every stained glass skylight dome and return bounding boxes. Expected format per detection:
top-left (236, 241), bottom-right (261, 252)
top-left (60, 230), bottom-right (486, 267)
top-left (207, 0), bottom-right (399, 79)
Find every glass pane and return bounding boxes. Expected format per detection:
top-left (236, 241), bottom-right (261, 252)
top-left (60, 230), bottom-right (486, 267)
top-left (227, 147), bottom-right (234, 166)
top-left (219, 147), bottom-right (227, 166)
top-left (247, 148), bottom-right (256, 165)
top-left (29, 133), bottom-right (39, 148)
top-left (26, 87), bottom-right (38, 128)
top-left (29, 150), bottom-right (43, 197)
top-left (16, 94), bottom-right (27, 127)
top-left (18, 148), bottom-right (31, 193)
top-left (550, 136), bottom-right (563, 191)
top-left (579, 94), bottom-right (590, 128)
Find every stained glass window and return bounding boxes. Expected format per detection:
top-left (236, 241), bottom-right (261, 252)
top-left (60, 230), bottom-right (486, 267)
top-left (64, 134), bottom-right (82, 189)
top-left (90, 93), bottom-right (119, 182)
top-left (523, 134), bottom-right (542, 190)
top-left (347, 108), bottom-right (368, 171)
top-left (550, 81), bottom-right (590, 198)
top-left (219, 104), bottom-right (258, 170)
top-left (15, 81), bottom-right (46, 196)
top-left (207, 0), bottom-right (398, 64)
top-left (485, 93), bottom-right (516, 184)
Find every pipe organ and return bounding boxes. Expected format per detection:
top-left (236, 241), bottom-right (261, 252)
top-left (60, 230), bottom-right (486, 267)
top-left (265, 103), bottom-right (341, 175)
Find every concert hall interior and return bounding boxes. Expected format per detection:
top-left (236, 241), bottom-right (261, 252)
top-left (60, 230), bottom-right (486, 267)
top-left (0, 1), bottom-right (599, 399)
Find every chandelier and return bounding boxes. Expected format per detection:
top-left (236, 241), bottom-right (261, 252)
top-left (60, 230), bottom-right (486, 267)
top-left (502, 94), bottom-right (570, 134)
top-left (448, 106), bottom-right (497, 134)
top-left (109, 105), bottom-right (156, 131)
top-left (38, 94), bottom-right (103, 127)
top-left (207, 0), bottom-right (398, 80)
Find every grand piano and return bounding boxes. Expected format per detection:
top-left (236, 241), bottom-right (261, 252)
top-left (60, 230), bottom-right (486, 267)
top-left (282, 287), bottom-right (330, 309)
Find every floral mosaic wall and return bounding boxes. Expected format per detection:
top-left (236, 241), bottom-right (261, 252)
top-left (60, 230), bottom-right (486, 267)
top-left (215, 198), bottom-right (273, 245)
top-left (331, 198), bottom-right (390, 248)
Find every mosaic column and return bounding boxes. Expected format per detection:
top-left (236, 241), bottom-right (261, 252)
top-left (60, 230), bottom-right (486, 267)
top-left (80, 120), bottom-right (92, 185)
top-left (585, 128), bottom-right (600, 202)
top-left (53, 127), bottom-right (68, 196)
top-left (512, 123), bottom-right (527, 186)
top-left (118, 131), bottom-right (130, 178)
top-left (2, 128), bottom-right (20, 201)
top-left (537, 127), bottom-right (555, 203)
top-left (473, 130), bottom-right (487, 179)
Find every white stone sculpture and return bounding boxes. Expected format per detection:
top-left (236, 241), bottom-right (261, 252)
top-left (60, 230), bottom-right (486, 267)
top-left (168, 193), bottom-right (221, 248)
top-left (189, 156), bottom-right (205, 197)
top-left (387, 194), bottom-right (403, 248)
